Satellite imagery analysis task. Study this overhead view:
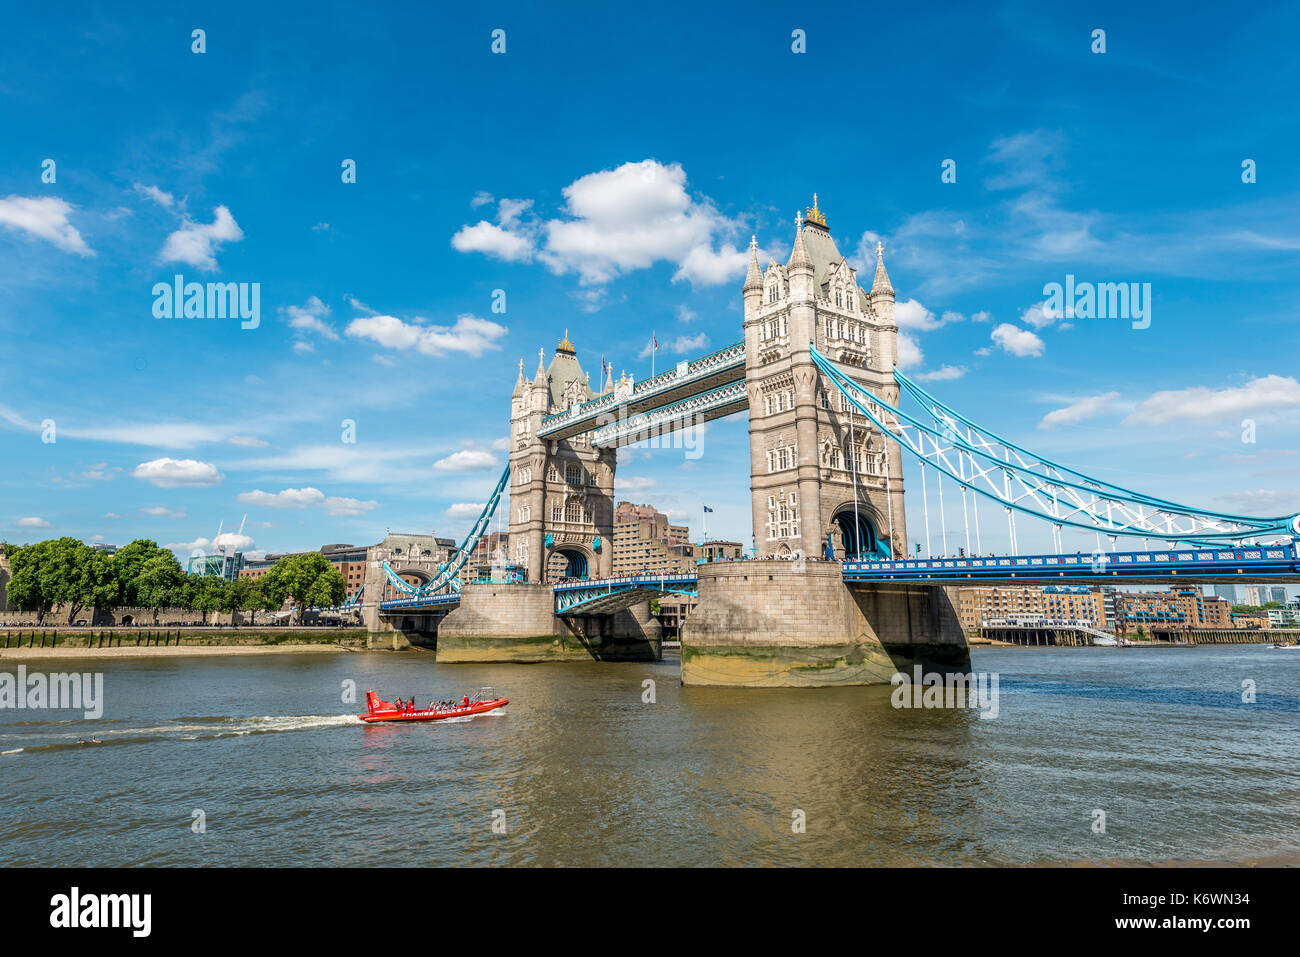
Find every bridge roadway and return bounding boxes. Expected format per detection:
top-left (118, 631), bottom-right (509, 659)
top-left (376, 543), bottom-right (1300, 616)
top-left (536, 341), bottom-right (745, 443)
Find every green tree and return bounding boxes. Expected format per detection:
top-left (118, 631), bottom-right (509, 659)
top-left (261, 553), bottom-right (346, 623)
top-left (6, 538), bottom-right (116, 625)
top-left (111, 539), bottom-right (174, 607)
top-left (189, 574), bottom-right (227, 624)
top-left (222, 575), bottom-right (276, 625)
top-left (135, 551), bottom-right (186, 624)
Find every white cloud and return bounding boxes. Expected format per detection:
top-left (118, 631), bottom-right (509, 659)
top-left (1021, 300), bottom-right (1064, 329)
top-left (669, 333), bottom-right (709, 354)
top-left (490, 437), bottom-right (510, 451)
top-left (13, 516), bottom-right (51, 528)
top-left (167, 533), bottom-right (255, 554)
top-left (235, 487), bottom-right (378, 516)
top-left (1038, 392), bottom-right (1121, 429)
top-left (131, 457), bottom-right (223, 487)
top-left (284, 295), bottom-right (338, 341)
top-left (1123, 376), bottom-right (1300, 426)
top-left (140, 505), bottom-right (187, 518)
top-left (0, 195), bottom-right (94, 256)
top-left (617, 476), bottom-right (659, 492)
top-left (470, 191), bottom-right (494, 208)
top-left (237, 487), bottom-right (326, 508)
top-left (159, 205), bottom-right (243, 271)
top-left (433, 449), bottom-right (499, 472)
top-left (896, 332), bottom-right (924, 369)
top-left (323, 495), bottom-right (379, 516)
top-left (446, 503), bottom-right (486, 519)
top-left (893, 299), bottom-right (962, 332)
top-left (133, 183), bottom-right (176, 208)
top-left (312, 222), bottom-right (330, 232)
top-left (346, 313), bottom-right (507, 358)
top-left (990, 323), bottom-right (1045, 357)
top-left (538, 160), bottom-right (743, 286)
top-left (676, 305), bottom-right (698, 323)
top-left (913, 365), bottom-right (967, 383)
top-left (227, 435), bottom-right (268, 448)
top-left (451, 220), bottom-right (535, 261)
top-left (292, 341), bottom-right (314, 354)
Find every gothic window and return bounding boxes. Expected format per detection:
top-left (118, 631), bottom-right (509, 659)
top-left (835, 290), bottom-right (842, 307)
top-left (830, 445), bottom-right (842, 469)
top-left (565, 500), bottom-right (583, 523)
top-left (565, 463), bottom-right (581, 485)
top-left (547, 465), bottom-right (558, 483)
top-left (819, 391), bottom-right (830, 410)
top-left (764, 395), bottom-right (772, 416)
top-left (517, 418), bottom-right (531, 436)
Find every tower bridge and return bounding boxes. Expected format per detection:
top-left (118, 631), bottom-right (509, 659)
top-left (364, 196), bottom-right (1300, 684)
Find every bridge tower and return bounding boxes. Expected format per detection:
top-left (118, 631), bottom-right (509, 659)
top-left (508, 332), bottom-right (617, 583)
top-left (743, 196), bottom-right (907, 561)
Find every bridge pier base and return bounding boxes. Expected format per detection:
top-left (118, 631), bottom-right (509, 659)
top-left (681, 562), bottom-right (970, 687)
top-left (436, 583), bottom-right (661, 662)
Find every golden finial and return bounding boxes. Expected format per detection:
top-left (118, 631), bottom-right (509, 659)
top-left (806, 193), bottom-right (826, 227)
top-left (557, 328), bottom-right (576, 354)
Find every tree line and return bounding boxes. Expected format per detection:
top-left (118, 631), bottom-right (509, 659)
top-left (2, 538), bottom-right (348, 625)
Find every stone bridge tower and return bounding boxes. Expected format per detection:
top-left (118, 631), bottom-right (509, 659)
top-left (508, 332), bottom-right (617, 583)
top-left (743, 197), bottom-right (908, 561)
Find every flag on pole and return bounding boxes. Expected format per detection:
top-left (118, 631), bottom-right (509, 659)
top-left (703, 506), bottom-right (714, 513)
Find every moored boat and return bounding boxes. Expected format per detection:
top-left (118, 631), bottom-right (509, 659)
top-left (359, 688), bottom-right (509, 723)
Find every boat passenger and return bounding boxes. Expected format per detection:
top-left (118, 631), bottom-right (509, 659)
top-left (463, 695), bottom-right (470, 708)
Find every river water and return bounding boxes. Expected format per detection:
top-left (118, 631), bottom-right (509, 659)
top-left (1, 645), bottom-right (1297, 866)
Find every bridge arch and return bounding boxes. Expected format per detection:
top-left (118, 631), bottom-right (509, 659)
top-left (546, 543), bottom-right (593, 582)
top-left (827, 504), bottom-right (888, 560)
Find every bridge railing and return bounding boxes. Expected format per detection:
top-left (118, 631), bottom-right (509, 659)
top-left (843, 543), bottom-right (1299, 580)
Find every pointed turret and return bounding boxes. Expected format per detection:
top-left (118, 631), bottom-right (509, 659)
top-left (512, 357), bottom-right (526, 396)
top-left (870, 240), bottom-right (894, 298)
top-left (743, 236), bottom-right (763, 292)
top-left (787, 212), bottom-right (813, 273)
top-left (533, 347), bottom-right (547, 383)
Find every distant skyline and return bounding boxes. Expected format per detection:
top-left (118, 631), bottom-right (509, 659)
top-left (2, 2), bottom-right (1299, 566)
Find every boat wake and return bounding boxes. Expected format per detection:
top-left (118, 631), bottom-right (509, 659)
top-left (0, 714), bottom-right (357, 754)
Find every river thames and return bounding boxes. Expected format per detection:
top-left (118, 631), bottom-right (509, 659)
top-left (1, 644), bottom-right (1297, 866)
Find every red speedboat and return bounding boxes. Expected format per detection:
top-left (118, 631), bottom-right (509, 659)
top-left (358, 689), bottom-right (509, 723)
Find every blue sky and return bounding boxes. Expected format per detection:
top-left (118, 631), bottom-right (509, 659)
top-left (2, 0), bottom-right (1298, 566)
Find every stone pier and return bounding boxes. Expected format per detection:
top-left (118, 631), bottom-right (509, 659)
top-left (680, 561), bottom-right (970, 687)
top-left (435, 583), bottom-right (661, 662)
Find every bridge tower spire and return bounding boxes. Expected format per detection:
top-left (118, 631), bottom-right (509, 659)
top-left (742, 199), bottom-right (907, 560)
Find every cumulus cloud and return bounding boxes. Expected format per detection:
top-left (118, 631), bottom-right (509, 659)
top-left (896, 332), bottom-right (924, 369)
top-left (451, 220), bottom-right (535, 261)
top-left (167, 532), bottom-right (255, 554)
top-left (346, 313), bottom-right (507, 358)
top-left (1021, 300), bottom-right (1064, 329)
top-left (456, 160), bottom-right (746, 289)
top-left (446, 503), bottom-right (486, 519)
top-left (913, 365), bottom-right (967, 383)
top-left (433, 449), bottom-right (498, 472)
top-left (617, 476), bottom-right (659, 492)
top-left (235, 487), bottom-right (378, 516)
top-left (893, 299), bottom-right (964, 332)
top-left (1123, 375), bottom-right (1300, 426)
top-left (237, 487), bottom-right (326, 508)
top-left (159, 205), bottom-right (243, 270)
top-left (0, 195), bottom-right (94, 256)
top-left (284, 295), bottom-right (338, 341)
top-left (131, 457), bottom-right (223, 488)
top-left (13, 516), bottom-right (52, 528)
top-left (1038, 392), bottom-right (1121, 429)
top-left (990, 323), bottom-right (1045, 357)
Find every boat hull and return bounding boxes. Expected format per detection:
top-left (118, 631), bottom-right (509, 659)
top-left (358, 698), bottom-right (509, 723)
